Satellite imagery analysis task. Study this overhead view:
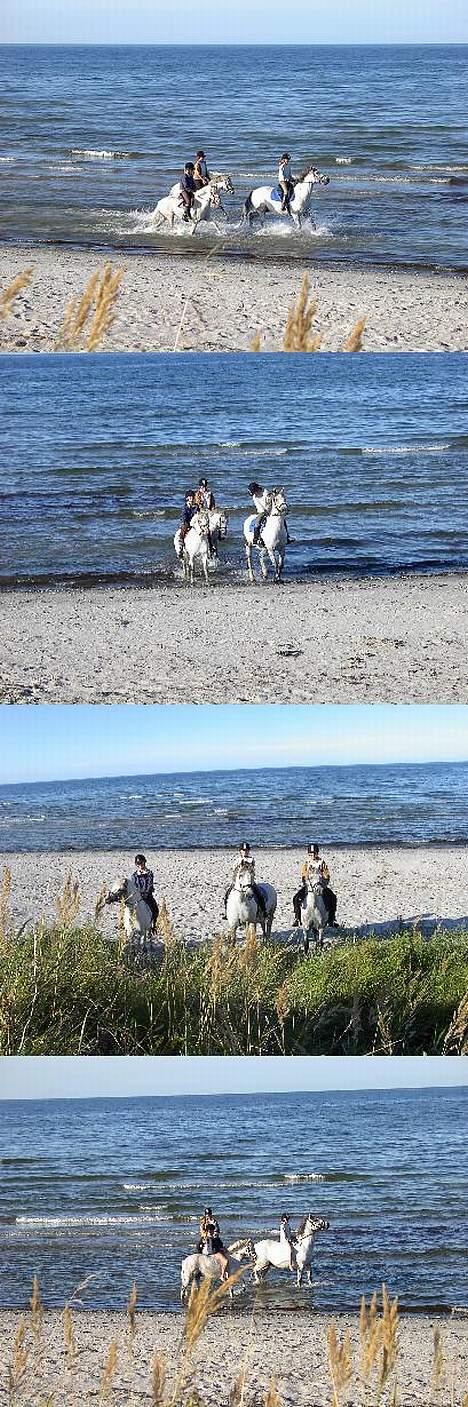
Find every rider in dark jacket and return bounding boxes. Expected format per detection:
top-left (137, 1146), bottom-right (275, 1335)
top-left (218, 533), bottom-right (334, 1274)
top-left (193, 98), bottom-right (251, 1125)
top-left (179, 163), bottom-right (196, 221)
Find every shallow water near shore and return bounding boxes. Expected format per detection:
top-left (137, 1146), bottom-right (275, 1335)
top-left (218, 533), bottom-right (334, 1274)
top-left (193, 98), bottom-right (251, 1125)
top-left (0, 1087), bottom-right (466, 1312)
top-left (1, 353), bottom-right (468, 586)
top-left (1, 760), bottom-right (468, 851)
top-left (1, 45), bottom-right (468, 271)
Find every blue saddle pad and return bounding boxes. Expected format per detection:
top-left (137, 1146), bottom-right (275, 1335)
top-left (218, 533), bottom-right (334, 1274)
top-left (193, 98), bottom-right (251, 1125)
top-left (246, 514), bottom-right (257, 535)
top-left (271, 186), bottom-right (283, 203)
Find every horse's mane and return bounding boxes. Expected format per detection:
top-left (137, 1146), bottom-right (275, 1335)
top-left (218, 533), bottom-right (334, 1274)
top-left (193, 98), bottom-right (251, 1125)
top-left (295, 1215), bottom-right (310, 1239)
top-left (227, 1238), bottom-right (249, 1254)
top-left (296, 166), bottom-right (317, 183)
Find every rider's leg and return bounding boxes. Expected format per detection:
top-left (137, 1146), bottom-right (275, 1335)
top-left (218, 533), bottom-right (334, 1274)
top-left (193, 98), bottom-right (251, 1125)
top-left (148, 896), bottom-right (159, 932)
top-left (293, 885), bottom-right (306, 926)
top-left (279, 178), bottom-right (288, 211)
top-left (253, 512), bottom-right (267, 545)
top-left (223, 885), bottom-right (232, 918)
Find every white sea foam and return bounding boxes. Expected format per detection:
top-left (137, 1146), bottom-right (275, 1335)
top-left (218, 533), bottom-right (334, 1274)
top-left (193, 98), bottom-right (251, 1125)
top-left (16, 1214), bottom-right (164, 1227)
top-left (283, 1172), bottom-right (325, 1183)
top-left (363, 443), bottom-right (450, 457)
top-left (336, 157), bottom-right (352, 165)
top-left (70, 149), bottom-right (131, 160)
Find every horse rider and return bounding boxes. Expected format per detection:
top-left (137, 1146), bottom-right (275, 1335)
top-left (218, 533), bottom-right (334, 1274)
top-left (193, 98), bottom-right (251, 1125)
top-left (132, 853), bottom-right (159, 933)
top-left (179, 162), bottom-right (196, 221)
top-left (195, 478), bottom-right (217, 559)
top-left (193, 150), bottom-right (210, 189)
top-left (280, 1213), bottom-right (297, 1271)
top-left (278, 152), bottom-right (294, 214)
top-left (223, 841), bottom-right (267, 920)
top-left (248, 481), bottom-right (292, 547)
top-left (198, 1207), bottom-right (230, 1280)
top-left (178, 489), bottom-right (197, 557)
top-left (248, 481), bottom-right (272, 546)
top-left (293, 843), bottom-right (338, 928)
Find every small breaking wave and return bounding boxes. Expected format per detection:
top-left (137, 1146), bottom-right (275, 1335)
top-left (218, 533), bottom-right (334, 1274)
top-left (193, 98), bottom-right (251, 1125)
top-left (283, 1173), bottom-right (325, 1184)
top-left (362, 443), bottom-right (451, 457)
top-left (336, 157), bottom-right (352, 165)
top-left (16, 1214), bottom-right (165, 1227)
top-left (69, 148), bottom-right (133, 161)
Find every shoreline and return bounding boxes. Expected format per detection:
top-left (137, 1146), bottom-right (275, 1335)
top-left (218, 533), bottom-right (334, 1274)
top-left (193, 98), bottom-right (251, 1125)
top-left (1, 573), bottom-right (467, 703)
top-left (3, 846), bottom-right (467, 943)
top-left (1, 242), bottom-right (467, 353)
top-left (0, 1307), bottom-right (466, 1406)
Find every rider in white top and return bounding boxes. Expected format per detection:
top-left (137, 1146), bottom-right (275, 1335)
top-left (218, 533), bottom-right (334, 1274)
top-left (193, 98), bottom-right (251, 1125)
top-left (223, 840), bottom-right (267, 918)
top-left (280, 1213), bottom-right (297, 1270)
top-left (278, 153), bottom-right (293, 214)
top-left (248, 481), bottom-right (272, 545)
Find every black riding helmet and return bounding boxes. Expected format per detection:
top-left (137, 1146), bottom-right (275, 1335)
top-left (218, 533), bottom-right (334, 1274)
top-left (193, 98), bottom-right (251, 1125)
top-left (248, 481), bottom-right (262, 495)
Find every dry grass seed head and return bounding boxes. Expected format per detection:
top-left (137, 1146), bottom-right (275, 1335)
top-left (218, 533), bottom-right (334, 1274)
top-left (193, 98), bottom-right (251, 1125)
top-left (158, 899), bottom-right (177, 950)
top-left (56, 873), bottom-right (81, 928)
top-left (342, 316), bottom-right (367, 352)
top-left (63, 1305), bottom-right (76, 1367)
top-left (327, 1321), bottom-right (353, 1406)
top-left (127, 1281), bottom-right (138, 1334)
top-left (250, 332), bottom-right (263, 352)
top-left (185, 1270), bottom-right (244, 1354)
top-left (86, 264), bottom-right (124, 352)
top-left (99, 1340), bottom-right (118, 1402)
top-left (264, 1380), bottom-right (284, 1407)
top-left (10, 1315), bottom-right (29, 1389)
top-left (151, 1350), bottom-right (166, 1406)
top-left (431, 1325), bottom-right (445, 1390)
top-left (0, 268), bottom-right (33, 320)
top-left (283, 274), bottom-right (322, 352)
top-left (0, 865), bottom-right (12, 944)
top-left (380, 1284), bottom-right (399, 1383)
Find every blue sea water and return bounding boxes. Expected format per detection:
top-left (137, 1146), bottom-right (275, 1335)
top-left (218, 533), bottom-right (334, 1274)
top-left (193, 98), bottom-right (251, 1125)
top-left (1, 353), bottom-right (467, 586)
top-left (0, 760), bottom-right (467, 851)
top-left (1, 45), bottom-right (467, 269)
top-left (0, 1087), bottom-right (466, 1312)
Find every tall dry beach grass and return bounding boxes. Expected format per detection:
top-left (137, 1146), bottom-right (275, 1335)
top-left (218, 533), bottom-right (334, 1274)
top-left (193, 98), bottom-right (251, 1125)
top-left (0, 872), bottom-right (467, 1054)
top-left (0, 263), bottom-right (124, 352)
top-left (0, 264), bottom-right (367, 352)
top-left (0, 1278), bottom-right (466, 1407)
top-left (251, 274), bottom-right (367, 352)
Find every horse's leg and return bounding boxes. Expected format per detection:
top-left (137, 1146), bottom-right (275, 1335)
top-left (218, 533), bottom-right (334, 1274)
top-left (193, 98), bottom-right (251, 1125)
top-left (303, 929), bottom-right (310, 957)
top-left (246, 542), bottom-right (255, 583)
top-left (202, 551), bottom-right (209, 585)
top-left (259, 548), bottom-right (269, 582)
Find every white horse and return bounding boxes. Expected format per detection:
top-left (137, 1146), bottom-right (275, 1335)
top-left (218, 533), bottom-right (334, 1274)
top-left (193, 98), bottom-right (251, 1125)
top-left (301, 883), bottom-right (329, 956)
top-left (174, 508), bottom-right (229, 585)
top-left (180, 1239), bottom-right (255, 1302)
top-left (244, 488), bottom-right (288, 583)
top-left (226, 864), bottom-right (277, 941)
top-left (250, 1215), bottom-right (330, 1288)
top-left (105, 876), bottom-right (155, 950)
top-left (153, 175), bottom-right (234, 233)
top-left (243, 166), bottom-right (330, 230)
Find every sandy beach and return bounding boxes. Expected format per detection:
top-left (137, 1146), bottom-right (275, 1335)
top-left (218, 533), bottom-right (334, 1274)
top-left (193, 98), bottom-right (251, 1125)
top-left (1, 243), bottom-right (467, 353)
top-left (0, 1306), bottom-right (466, 1406)
top-left (2, 573), bottom-right (468, 704)
top-left (3, 846), bottom-right (467, 943)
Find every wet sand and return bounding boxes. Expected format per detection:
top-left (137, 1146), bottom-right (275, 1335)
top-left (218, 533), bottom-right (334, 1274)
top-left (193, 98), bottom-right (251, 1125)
top-left (1, 243), bottom-right (467, 352)
top-left (3, 846), bottom-right (467, 944)
top-left (0, 1306), bottom-right (466, 1407)
top-left (1, 573), bottom-right (467, 704)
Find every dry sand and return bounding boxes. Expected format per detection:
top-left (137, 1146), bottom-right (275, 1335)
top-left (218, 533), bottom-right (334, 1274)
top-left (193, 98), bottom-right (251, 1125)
top-left (0, 1306), bottom-right (466, 1407)
top-left (3, 846), bottom-right (467, 944)
top-left (1, 243), bottom-right (467, 353)
top-left (2, 573), bottom-right (467, 704)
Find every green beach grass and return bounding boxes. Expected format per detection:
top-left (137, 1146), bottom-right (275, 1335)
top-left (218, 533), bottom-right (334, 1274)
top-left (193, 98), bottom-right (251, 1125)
top-left (1, 919), bottom-right (466, 1057)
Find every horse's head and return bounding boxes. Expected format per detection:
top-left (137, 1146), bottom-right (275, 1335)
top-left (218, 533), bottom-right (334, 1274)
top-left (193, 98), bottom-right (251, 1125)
top-left (304, 1214), bottom-right (330, 1236)
top-left (296, 165), bottom-right (329, 188)
top-left (211, 172), bottom-right (235, 194)
top-left (195, 509), bottom-right (211, 536)
top-left (271, 486), bottom-right (288, 516)
top-left (236, 863), bottom-right (254, 892)
top-left (107, 877), bottom-right (128, 904)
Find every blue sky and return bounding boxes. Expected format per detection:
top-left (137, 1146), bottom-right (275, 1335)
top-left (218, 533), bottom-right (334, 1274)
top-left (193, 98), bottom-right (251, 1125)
top-left (0, 1056), bottom-right (466, 1100)
top-left (0, 705), bottom-right (467, 786)
top-left (2, 0), bottom-right (468, 45)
